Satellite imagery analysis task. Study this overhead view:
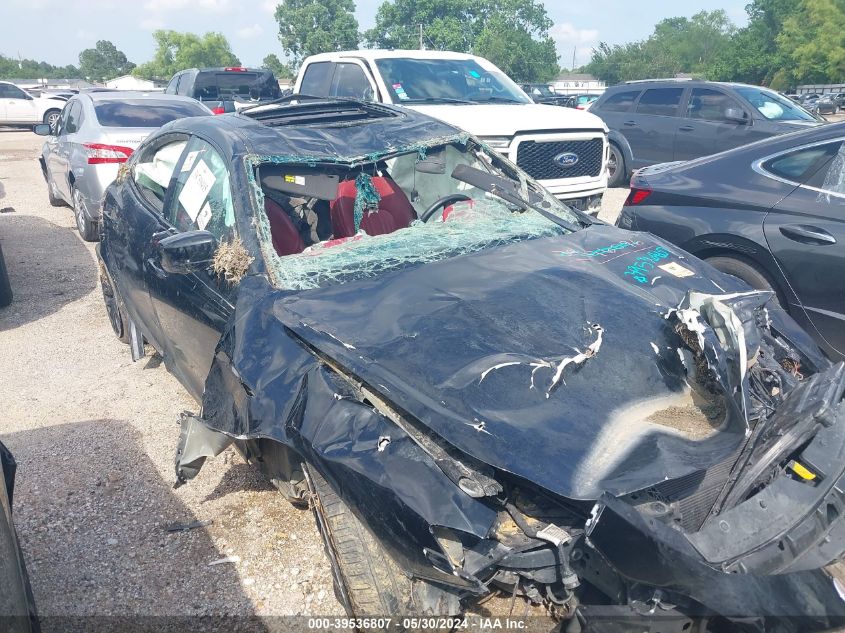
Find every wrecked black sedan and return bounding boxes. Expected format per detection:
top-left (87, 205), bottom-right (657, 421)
top-left (97, 97), bottom-right (845, 630)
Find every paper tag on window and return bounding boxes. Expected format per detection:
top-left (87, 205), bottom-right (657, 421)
top-left (181, 150), bottom-right (200, 172)
top-left (196, 202), bottom-right (212, 231)
top-left (658, 262), bottom-right (695, 278)
top-left (178, 159), bottom-right (215, 222)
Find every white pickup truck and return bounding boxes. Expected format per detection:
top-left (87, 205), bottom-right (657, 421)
top-left (0, 81), bottom-right (66, 129)
top-left (294, 50), bottom-right (609, 212)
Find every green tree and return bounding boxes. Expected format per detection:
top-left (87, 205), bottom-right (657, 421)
top-left (779, 0), bottom-right (845, 84)
top-left (78, 40), bottom-right (135, 81)
top-left (364, 0), bottom-right (559, 81)
top-left (584, 10), bottom-right (735, 83)
top-left (261, 53), bottom-right (294, 79)
top-left (0, 55), bottom-right (80, 79)
top-left (132, 31), bottom-right (239, 80)
top-left (272, 0), bottom-right (359, 70)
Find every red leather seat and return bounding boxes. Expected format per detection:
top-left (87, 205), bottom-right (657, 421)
top-left (330, 176), bottom-right (416, 239)
top-left (264, 197), bottom-right (305, 256)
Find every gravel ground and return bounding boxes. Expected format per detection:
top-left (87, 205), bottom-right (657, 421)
top-left (0, 128), bottom-right (629, 631)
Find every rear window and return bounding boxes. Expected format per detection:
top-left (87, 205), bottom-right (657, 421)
top-left (94, 100), bottom-right (209, 127)
top-left (193, 71), bottom-right (281, 101)
top-left (636, 88), bottom-right (684, 116)
top-left (598, 90), bottom-right (640, 112)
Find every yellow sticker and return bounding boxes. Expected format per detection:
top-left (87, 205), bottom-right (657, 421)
top-left (658, 262), bottom-right (695, 278)
top-left (790, 461), bottom-right (817, 481)
top-left (284, 175), bottom-right (296, 183)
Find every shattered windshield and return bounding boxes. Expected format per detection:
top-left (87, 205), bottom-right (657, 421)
top-left (251, 138), bottom-right (580, 290)
top-left (374, 58), bottom-right (532, 105)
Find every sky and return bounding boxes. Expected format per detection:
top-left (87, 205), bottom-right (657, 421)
top-left (1, 0), bottom-right (749, 72)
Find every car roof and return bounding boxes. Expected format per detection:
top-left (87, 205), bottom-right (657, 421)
top-left (80, 91), bottom-right (203, 105)
top-left (609, 79), bottom-right (766, 91)
top-left (305, 49), bottom-right (484, 63)
top-left (162, 98), bottom-right (463, 161)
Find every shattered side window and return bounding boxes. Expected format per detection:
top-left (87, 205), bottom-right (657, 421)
top-left (251, 138), bottom-right (581, 290)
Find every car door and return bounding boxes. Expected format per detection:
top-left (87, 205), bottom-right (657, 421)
top-left (45, 101), bottom-right (78, 201)
top-left (762, 140), bottom-right (845, 357)
top-left (674, 87), bottom-right (757, 161)
top-left (110, 134), bottom-right (191, 354)
top-left (0, 83), bottom-right (38, 122)
top-left (625, 87), bottom-right (685, 168)
top-left (145, 135), bottom-right (237, 400)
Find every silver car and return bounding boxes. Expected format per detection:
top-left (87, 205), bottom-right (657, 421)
top-left (35, 91), bottom-right (211, 241)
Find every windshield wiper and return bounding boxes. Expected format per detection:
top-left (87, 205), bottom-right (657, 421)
top-left (479, 96), bottom-right (524, 104)
top-left (403, 97), bottom-right (475, 105)
top-left (450, 164), bottom-right (588, 232)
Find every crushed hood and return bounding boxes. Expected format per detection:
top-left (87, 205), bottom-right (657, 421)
top-left (273, 224), bottom-right (759, 500)
top-left (405, 103), bottom-right (607, 137)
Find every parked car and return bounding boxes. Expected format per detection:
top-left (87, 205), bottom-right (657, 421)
top-left (0, 81), bottom-right (65, 129)
top-left (811, 95), bottom-right (839, 115)
top-left (799, 93), bottom-right (822, 104)
top-left (591, 79), bottom-right (821, 187)
top-left (564, 94), bottom-right (600, 110)
top-left (519, 83), bottom-right (568, 106)
top-left (34, 92), bottom-right (211, 241)
top-left (164, 67), bottom-right (281, 114)
top-left (617, 121), bottom-right (845, 362)
top-left (295, 50), bottom-right (609, 212)
top-left (98, 96), bottom-right (845, 629)
top-left (0, 441), bottom-right (40, 633)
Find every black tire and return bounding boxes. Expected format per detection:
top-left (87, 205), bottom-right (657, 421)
top-left (706, 255), bottom-right (782, 306)
top-left (607, 143), bottom-right (627, 188)
top-left (0, 240), bottom-right (12, 308)
top-left (46, 179), bottom-right (64, 207)
top-left (99, 265), bottom-right (130, 344)
top-left (42, 109), bottom-right (60, 128)
top-left (72, 188), bottom-right (99, 242)
top-left (307, 464), bottom-right (415, 617)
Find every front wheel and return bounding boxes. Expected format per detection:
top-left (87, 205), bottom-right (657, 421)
top-left (0, 240), bottom-right (12, 308)
top-left (72, 188), bottom-right (99, 242)
top-left (607, 144), bottom-right (627, 188)
top-left (43, 109), bottom-right (60, 128)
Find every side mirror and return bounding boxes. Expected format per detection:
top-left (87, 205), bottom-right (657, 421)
top-left (724, 107), bottom-right (748, 124)
top-left (33, 123), bottom-right (52, 136)
top-left (157, 230), bottom-right (217, 274)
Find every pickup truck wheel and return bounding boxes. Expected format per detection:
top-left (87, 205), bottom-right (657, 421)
top-left (0, 240), bottom-right (12, 308)
top-left (43, 109), bottom-right (60, 128)
top-left (306, 463), bottom-right (415, 619)
top-left (607, 144), bottom-right (627, 188)
top-left (72, 188), bottom-right (99, 242)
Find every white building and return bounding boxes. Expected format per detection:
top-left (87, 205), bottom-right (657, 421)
top-left (551, 73), bottom-right (606, 96)
top-left (104, 75), bottom-right (162, 91)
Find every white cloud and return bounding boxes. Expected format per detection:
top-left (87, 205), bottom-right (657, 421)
top-left (262, 0), bottom-right (278, 13)
top-left (236, 24), bottom-right (263, 39)
top-left (142, 0), bottom-right (233, 12)
top-left (140, 17), bottom-right (164, 30)
top-left (550, 22), bottom-right (600, 68)
top-left (75, 28), bottom-right (92, 40)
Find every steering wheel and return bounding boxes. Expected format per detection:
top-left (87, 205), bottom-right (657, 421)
top-left (419, 194), bottom-right (472, 222)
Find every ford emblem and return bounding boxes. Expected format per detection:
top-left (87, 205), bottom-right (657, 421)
top-left (554, 152), bottom-right (579, 168)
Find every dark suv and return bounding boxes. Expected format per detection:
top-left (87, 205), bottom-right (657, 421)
top-left (164, 66), bottom-right (281, 114)
top-left (591, 79), bottom-right (821, 186)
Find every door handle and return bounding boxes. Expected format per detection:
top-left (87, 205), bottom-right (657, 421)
top-left (779, 224), bottom-right (837, 245)
top-left (679, 125), bottom-right (695, 131)
top-left (623, 120), bottom-right (637, 127)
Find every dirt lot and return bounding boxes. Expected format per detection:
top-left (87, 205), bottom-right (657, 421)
top-left (0, 128), bottom-right (628, 630)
